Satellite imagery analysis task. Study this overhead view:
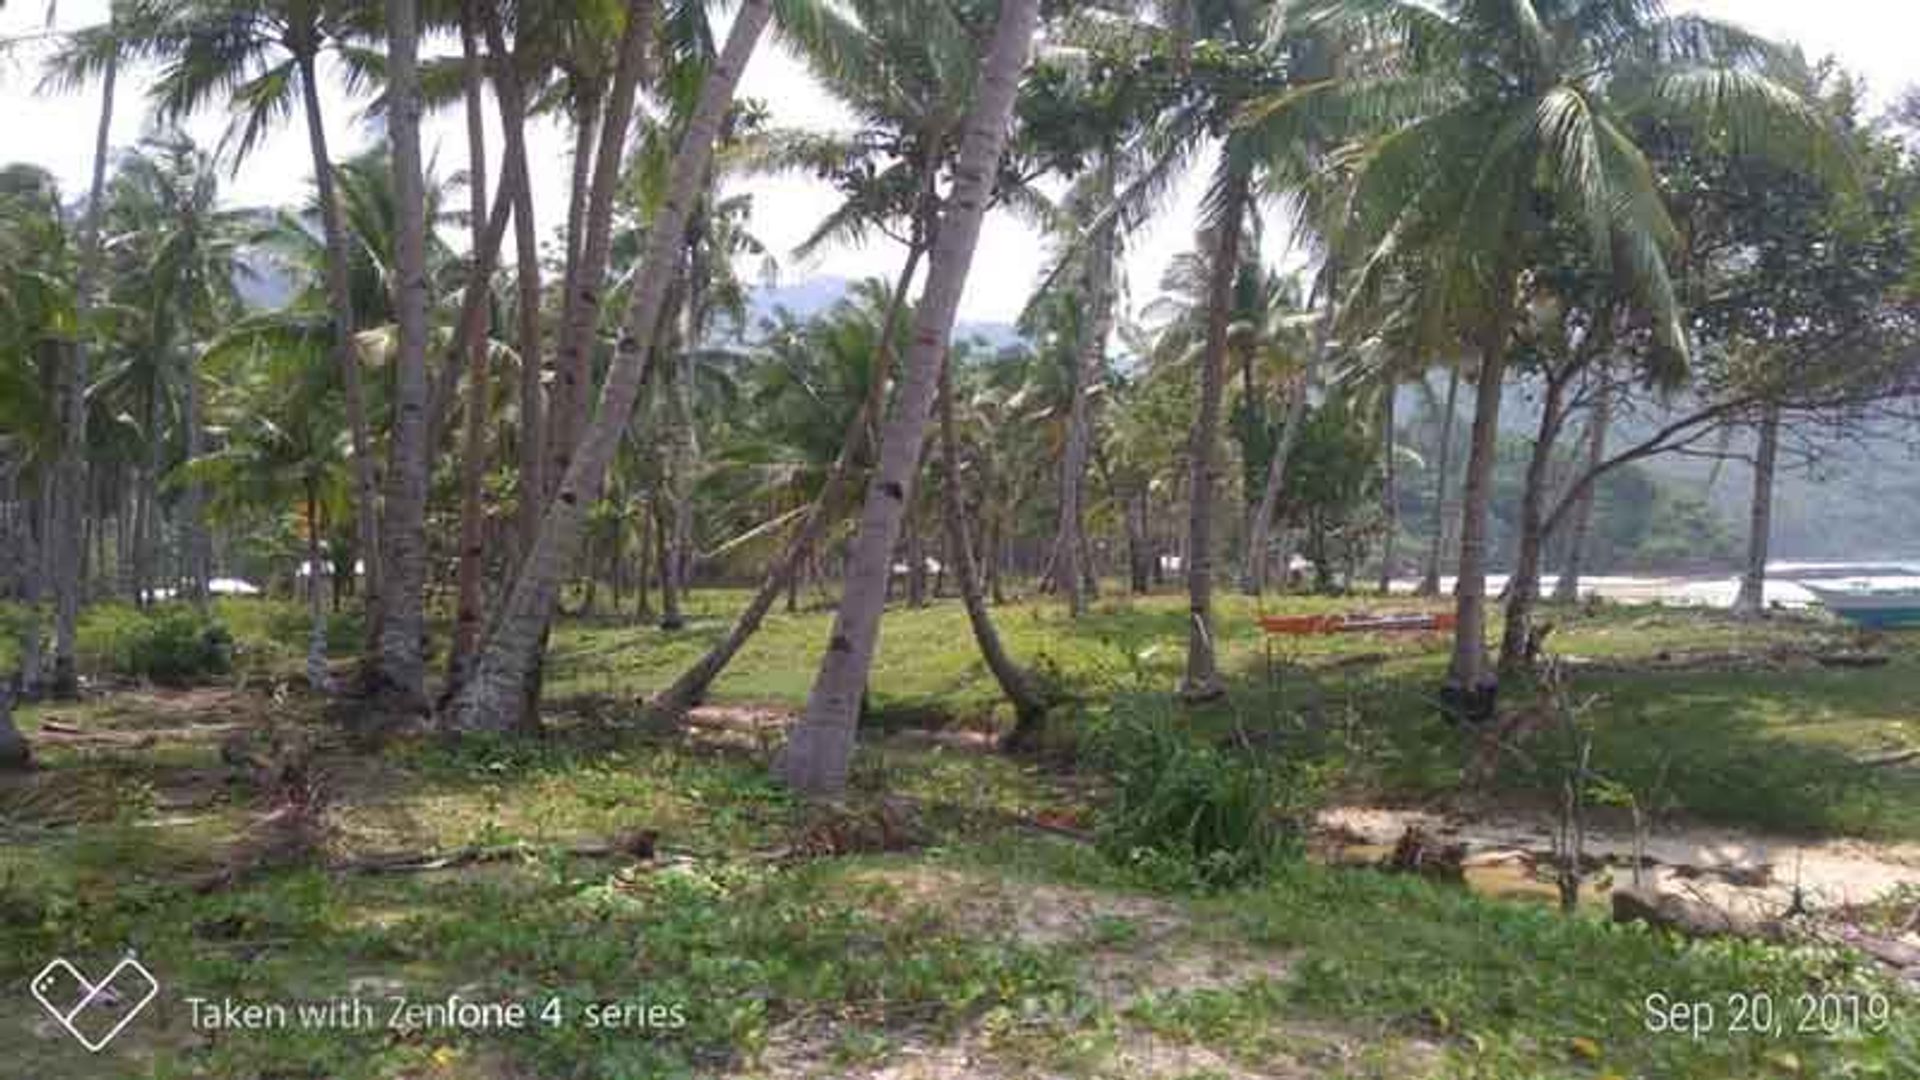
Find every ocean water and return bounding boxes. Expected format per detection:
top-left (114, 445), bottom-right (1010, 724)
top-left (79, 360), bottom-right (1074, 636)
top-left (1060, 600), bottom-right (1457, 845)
top-left (1397, 559), bottom-right (1920, 609)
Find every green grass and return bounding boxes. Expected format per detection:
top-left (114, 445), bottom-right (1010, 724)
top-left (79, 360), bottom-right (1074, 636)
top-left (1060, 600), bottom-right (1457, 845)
top-left (4, 589), bottom-right (1918, 1077)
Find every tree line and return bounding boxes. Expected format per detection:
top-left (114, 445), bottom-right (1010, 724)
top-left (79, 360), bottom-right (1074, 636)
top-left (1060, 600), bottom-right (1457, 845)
top-left (3, 0), bottom-right (1916, 785)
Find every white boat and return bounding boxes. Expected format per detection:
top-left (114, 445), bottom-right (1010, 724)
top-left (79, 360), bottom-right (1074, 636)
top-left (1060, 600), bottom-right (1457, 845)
top-left (1798, 582), bottom-right (1920, 629)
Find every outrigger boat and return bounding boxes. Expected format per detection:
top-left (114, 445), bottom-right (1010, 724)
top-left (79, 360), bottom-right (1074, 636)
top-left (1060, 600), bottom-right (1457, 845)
top-left (1798, 582), bottom-right (1920, 629)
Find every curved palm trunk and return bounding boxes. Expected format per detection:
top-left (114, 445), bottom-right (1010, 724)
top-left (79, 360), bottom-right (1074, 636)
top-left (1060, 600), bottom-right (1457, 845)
top-left (1416, 365), bottom-right (1460, 597)
top-left (1241, 265), bottom-right (1331, 597)
top-left (646, 243), bottom-right (926, 721)
top-left (297, 51), bottom-right (382, 668)
top-left (449, 5), bottom-right (494, 689)
top-left (1731, 405), bottom-right (1781, 620)
top-left (443, 0), bottom-right (773, 733)
top-left (1056, 157), bottom-right (1117, 618)
top-left (549, 0), bottom-right (653, 498)
top-left (1444, 300), bottom-right (1517, 715)
top-left (774, 0), bottom-right (1039, 794)
top-left (52, 47), bottom-right (116, 697)
top-left (939, 361), bottom-right (1047, 746)
top-left (373, 0), bottom-right (433, 706)
top-left (1552, 375), bottom-right (1610, 602)
top-left (1182, 170), bottom-right (1249, 697)
top-left (1498, 368), bottom-right (1571, 677)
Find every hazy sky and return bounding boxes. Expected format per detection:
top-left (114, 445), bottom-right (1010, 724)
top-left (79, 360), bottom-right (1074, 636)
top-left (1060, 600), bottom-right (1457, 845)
top-left (1, 1), bottom-right (1915, 323)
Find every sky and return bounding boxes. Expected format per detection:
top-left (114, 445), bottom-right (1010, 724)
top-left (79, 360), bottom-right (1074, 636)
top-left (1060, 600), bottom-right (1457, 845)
top-left (1, 1), bottom-right (1916, 324)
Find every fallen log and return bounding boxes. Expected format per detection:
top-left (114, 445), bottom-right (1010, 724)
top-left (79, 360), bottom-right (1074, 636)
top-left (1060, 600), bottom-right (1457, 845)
top-left (1856, 748), bottom-right (1919, 769)
top-left (1611, 886), bottom-right (1787, 942)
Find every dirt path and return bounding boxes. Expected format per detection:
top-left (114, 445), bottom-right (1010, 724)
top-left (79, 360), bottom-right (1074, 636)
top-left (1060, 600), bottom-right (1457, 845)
top-left (1320, 805), bottom-right (1920, 921)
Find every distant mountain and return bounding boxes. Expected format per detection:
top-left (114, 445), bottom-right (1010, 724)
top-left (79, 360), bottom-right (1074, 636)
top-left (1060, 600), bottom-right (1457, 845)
top-left (1483, 374), bottom-right (1920, 564)
top-left (747, 275), bottom-right (1025, 349)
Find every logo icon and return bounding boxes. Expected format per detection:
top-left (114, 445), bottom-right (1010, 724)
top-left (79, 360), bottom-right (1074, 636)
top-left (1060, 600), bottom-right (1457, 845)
top-left (29, 956), bottom-right (160, 1052)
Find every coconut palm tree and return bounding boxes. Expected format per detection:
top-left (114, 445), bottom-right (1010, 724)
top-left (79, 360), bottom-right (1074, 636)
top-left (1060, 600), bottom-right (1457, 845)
top-left (773, 0), bottom-right (1041, 795)
top-left (38, 11), bottom-right (123, 696)
top-left (1294, 0), bottom-right (1841, 710)
top-left (442, 0), bottom-right (775, 734)
top-left (137, 0), bottom-right (388, 662)
top-left (369, 0), bottom-right (431, 704)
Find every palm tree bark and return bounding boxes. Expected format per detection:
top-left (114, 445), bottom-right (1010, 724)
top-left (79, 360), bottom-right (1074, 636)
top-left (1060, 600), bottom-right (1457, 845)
top-left (1241, 264), bottom-right (1330, 597)
top-left (1182, 169), bottom-right (1249, 698)
top-left (1552, 375), bottom-right (1610, 602)
top-left (1416, 365), bottom-right (1461, 597)
top-left (1731, 404), bottom-right (1781, 620)
top-left (449, 3), bottom-right (493, 689)
top-left (1444, 299), bottom-right (1517, 714)
top-left (373, 0), bottom-right (433, 706)
top-left (939, 360), bottom-right (1047, 747)
top-left (477, 6), bottom-right (545, 565)
top-left (1055, 156), bottom-right (1116, 619)
top-left (297, 49), bottom-right (382, 666)
top-left (1498, 366), bottom-right (1572, 676)
top-left (548, 0), bottom-right (653, 500)
top-left (443, 0), bottom-right (773, 733)
top-left (645, 241), bottom-right (926, 721)
top-left (52, 47), bottom-right (116, 698)
top-left (774, 0), bottom-right (1039, 794)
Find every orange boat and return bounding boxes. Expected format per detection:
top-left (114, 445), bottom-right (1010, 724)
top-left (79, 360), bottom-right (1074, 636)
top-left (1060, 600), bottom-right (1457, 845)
top-left (1258, 611), bottom-right (1457, 636)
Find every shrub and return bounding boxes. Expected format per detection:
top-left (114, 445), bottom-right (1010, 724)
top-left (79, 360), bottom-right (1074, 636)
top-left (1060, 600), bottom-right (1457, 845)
top-left (1085, 697), bottom-right (1322, 890)
top-left (114, 608), bottom-right (234, 685)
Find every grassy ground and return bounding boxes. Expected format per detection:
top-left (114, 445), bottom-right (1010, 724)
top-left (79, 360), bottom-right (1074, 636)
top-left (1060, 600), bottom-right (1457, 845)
top-left (3, 588), bottom-right (1917, 1078)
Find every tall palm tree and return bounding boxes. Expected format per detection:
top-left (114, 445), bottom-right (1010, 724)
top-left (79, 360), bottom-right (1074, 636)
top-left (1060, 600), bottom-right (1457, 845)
top-left (1296, 0), bottom-right (1839, 709)
top-left (39, 11), bottom-right (123, 696)
top-left (645, 0), bottom-right (1038, 718)
top-left (141, 0), bottom-right (387, 659)
top-left (372, 0), bottom-right (431, 704)
top-left (443, 0), bottom-right (775, 733)
top-left (773, 0), bottom-right (1041, 795)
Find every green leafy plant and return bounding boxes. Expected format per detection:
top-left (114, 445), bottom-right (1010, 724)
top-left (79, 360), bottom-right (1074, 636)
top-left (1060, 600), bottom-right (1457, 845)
top-left (1085, 697), bottom-right (1321, 890)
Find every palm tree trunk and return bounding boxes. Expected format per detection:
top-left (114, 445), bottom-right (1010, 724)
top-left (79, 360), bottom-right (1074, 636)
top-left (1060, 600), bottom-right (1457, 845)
top-left (1056, 157), bottom-right (1117, 619)
top-left (1241, 265), bottom-right (1330, 597)
top-left (905, 495), bottom-right (927, 607)
top-left (373, 0), bottom-right (433, 706)
top-left (549, 0), bottom-right (653, 500)
top-left (1417, 365), bottom-right (1460, 597)
top-left (1732, 405), bottom-right (1781, 620)
top-left (1552, 375), bottom-right (1610, 602)
top-left (297, 50), bottom-right (383, 665)
top-left (444, 0), bottom-right (772, 733)
top-left (1498, 368), bottom-right (1571, 676)
top-left (1444, 297), bottom-right (1517, 715)
top-left (938, 358), bottom-right (1047, 745)
top-left (52, 47), bottom-right (116, 697)
top-left (645, 241), bottom-right (925, 721)
top-left (773, 0), bottom-right (1038, 794)
top-left (1377, 383), bottom-right (1397, 594)
top-left (305, 482), bottom-right (334, 693)
top-left (1182, 168), bottom-right (1248, 698)
top-left (449, 3), bottom-right (493, 690)
top-left (183, 343), bottom-right (210, 610)
top-left (0, 679), bottom-right (25, 770)
top-left (655, 499), bottom-right (682, 628)
top-left (478, 7), bottom-right (545, 567)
